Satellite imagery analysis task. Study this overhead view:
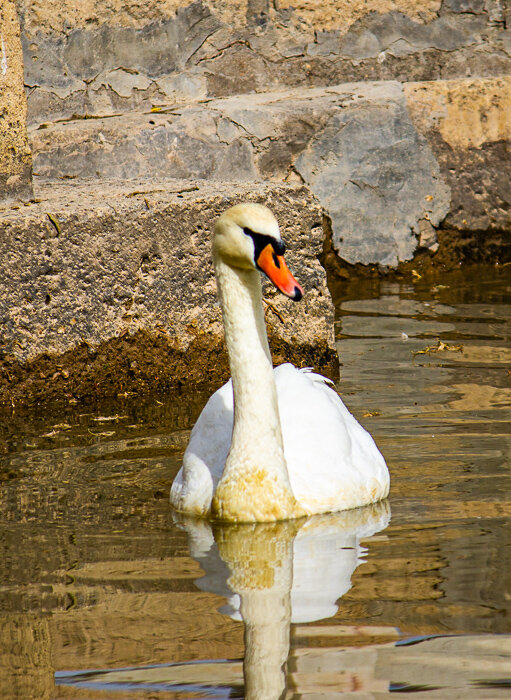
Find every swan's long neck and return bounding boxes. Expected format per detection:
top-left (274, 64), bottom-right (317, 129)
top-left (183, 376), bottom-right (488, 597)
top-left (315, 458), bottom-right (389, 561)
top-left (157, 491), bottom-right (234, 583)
top-left (216, 259), bottom-right (279, 450)
top-left (211, 257), bottom-right (300, 522)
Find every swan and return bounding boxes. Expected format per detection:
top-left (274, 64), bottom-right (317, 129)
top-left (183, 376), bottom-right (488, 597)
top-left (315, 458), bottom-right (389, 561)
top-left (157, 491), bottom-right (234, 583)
top-left (170, 202), bottom-right (389, 522)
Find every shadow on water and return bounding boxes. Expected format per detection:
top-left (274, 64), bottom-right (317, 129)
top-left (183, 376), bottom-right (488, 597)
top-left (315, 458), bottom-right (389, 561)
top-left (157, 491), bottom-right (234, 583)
top-left (0, 264), bottom-right (510, 698)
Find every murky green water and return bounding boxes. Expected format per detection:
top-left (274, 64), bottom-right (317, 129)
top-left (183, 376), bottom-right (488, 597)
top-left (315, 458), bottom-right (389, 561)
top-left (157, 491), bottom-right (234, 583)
top-left (0, 264), bottom-right (510, 699)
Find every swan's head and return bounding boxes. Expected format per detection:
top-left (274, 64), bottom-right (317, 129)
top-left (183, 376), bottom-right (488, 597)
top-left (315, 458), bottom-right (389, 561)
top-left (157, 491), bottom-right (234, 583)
top-left (213, 203), bottom-right (304, 301)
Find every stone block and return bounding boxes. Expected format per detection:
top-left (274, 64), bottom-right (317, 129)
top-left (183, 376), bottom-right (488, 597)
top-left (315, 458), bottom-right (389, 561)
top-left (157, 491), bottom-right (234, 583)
top-left (294, 83), bottom-right (450, 266)
top-left (0, 1), bottom-right (33, 203)
top-left (0, 179), bottom-right (337, 405)
top-left (404, 76), bottom-right (511, 233)
top-left (19, 0), bottom-right (511, 127)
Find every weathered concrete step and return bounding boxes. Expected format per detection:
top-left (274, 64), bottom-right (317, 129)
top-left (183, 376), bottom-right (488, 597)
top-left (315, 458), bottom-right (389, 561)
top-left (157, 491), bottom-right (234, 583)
top-left (30, 77), bottom-right (511, 267)
top-left (0, 178), bottom-right (337, 406)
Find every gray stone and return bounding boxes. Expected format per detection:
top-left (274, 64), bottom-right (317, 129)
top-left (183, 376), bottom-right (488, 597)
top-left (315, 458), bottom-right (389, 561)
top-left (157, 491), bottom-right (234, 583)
top-left (295, 85), bottom-right (450, 266)
top-left (216, 117), bottom-right (243, 143)
top-left (442, 0), bottom-right (485, 12)
top-left (32, 108), bottom-right (261, 182)
top-left (246, 0), bottom-right (271, 27)
top-left (22, 33), bottom-right (87, 98)
top-left (25, 87), bottom-right (90, 128)
top-left (339, 12), bottom-right (484, 61)
top-left (89, 69), bottom-right (152, 99)
top-left (204, 44), bottom-right (277, 97)
top-left (23, 2), bottom-right (221, 95)
top-left (156, 71), bottom-right (207, 101)
top-left (403, 77), bottom-right (511, 236)
top-left (0, 179), bottom-right (337, 404)
top-left (208, 89), bottom-right (337, 142)
top-left (21, 1), bottom-right (511, 129)
top-left (432, 137), bottom-right (511, 233)
top-left (212, 138), bottom-right (259, 181)
top-left (308, 30), bottom-right (341, 57)
top-left (31, 75), bottom-right (509, 266)
top-left (66, 4), bottom-right (221, 80)
top-left (485, 0), bottom-right (506, 26)
top-left (418, 218), bottom-right (439, 251)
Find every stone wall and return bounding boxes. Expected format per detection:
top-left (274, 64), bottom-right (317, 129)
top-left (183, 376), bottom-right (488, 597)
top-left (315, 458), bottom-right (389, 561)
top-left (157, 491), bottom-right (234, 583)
top-left (18, 0), bottom-right (511, 267)
top-left (0, 0), bottom-right (32, 203)
top-left (28, 76), bottom-right (511, 266)
top-left (17, 0), bottom-right (511, 127)
top-left (405, 75), bottom-right (511, 255)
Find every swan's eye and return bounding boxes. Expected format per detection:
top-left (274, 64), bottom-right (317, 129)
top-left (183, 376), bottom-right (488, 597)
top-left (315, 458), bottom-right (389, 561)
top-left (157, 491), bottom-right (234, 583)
top-left (272, 239), bottom-right (286, 256)
top-left (243, 228), bottom-right (286, 262)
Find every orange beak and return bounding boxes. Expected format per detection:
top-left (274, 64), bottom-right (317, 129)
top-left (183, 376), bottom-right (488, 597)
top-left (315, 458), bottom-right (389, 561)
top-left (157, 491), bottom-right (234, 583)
top-left (256, 243), bottom-right (303, 301)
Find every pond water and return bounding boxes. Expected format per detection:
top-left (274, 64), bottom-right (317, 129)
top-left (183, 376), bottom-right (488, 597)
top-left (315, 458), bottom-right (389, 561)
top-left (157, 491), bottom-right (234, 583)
top-left (0, 264), bottom-right (510, 699)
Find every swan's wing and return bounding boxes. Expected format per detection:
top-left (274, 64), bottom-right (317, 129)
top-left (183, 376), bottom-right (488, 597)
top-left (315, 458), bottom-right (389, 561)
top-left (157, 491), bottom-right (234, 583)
top-left (170, 380), bottom-right (234, 515)
top-left (274, 364), bottom-right (389, 514)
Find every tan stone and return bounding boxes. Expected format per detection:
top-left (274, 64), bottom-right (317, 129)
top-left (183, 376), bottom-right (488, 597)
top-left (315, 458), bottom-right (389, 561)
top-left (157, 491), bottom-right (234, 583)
top-left (21, 0), bottom-right (249, 34)
top-left (276, 0), bottom-right (441, 32)
top-left (0, 178), bottom-right (338, 404)
top-left (404, 75), bottom-right (511, 149)
top-left (403, 75), bottom-right (511, 234)
top-left (20, 0), bottom-right (442, 35)
top-left (0, 0), bottom-right (32, 202)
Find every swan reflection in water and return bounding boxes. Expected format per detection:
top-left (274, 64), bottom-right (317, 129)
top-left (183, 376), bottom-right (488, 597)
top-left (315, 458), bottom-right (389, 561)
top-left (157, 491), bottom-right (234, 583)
top-left (178, 501), bottom-right (391, 699)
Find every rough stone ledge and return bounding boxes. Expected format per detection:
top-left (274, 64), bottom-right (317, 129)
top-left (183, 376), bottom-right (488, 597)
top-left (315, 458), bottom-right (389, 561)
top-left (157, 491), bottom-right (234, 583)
top-left (29, 76), bottom-right (510, 268)
top-left (29, 81), bottom-right (451, 267)
top-left (0, 178), bottom-right (338, 406)
top-left (404, 76), bottom-right (511, 236)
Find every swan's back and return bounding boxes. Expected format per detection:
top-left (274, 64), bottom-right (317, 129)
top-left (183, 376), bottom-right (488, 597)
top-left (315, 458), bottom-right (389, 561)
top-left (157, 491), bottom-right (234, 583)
top-left (171, 363), bottom-right (389, 517)
top-left (274, 364), bottom-right (389, 514)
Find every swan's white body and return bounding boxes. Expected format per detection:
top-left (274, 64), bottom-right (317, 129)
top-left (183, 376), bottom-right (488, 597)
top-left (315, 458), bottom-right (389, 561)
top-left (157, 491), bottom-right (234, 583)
top-left (170, 203), bottom-right (389, 521)
top-left (171, 363), bottom-right (389, 517)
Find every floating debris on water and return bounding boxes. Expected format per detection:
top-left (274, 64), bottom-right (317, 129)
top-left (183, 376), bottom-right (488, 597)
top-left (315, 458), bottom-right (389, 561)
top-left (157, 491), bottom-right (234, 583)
top-left (91, 414), bottom-right (128, 422)
top-left (413, 340), bottom-right (464, 356)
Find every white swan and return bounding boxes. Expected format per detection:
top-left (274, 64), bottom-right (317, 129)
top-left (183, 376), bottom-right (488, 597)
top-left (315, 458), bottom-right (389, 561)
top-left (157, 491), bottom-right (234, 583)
top-left (170, 203), bottom-right (389, 522)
